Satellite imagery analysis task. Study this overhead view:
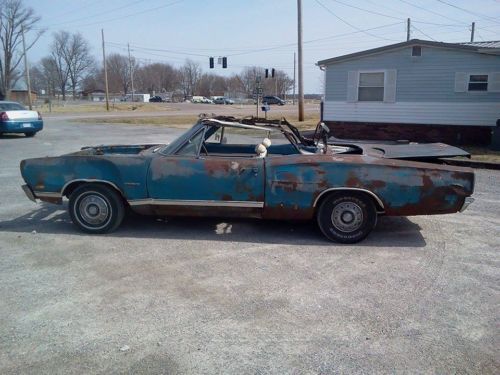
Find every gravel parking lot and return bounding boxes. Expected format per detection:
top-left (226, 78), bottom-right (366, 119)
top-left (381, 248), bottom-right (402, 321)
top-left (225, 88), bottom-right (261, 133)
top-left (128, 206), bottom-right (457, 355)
top-left (1, 118), bottom-right (499, 374)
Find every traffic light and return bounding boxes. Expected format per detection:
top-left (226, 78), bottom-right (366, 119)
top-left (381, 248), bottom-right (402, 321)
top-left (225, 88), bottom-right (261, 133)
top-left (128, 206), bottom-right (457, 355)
top-left (209, 57), bottom-right (214, 69)
top-left (271, 68), bottom-right (275, 78)
top-left (265, 69), bottom-right (269, 78)
top-left (222, 57), bottom-right (227, 68)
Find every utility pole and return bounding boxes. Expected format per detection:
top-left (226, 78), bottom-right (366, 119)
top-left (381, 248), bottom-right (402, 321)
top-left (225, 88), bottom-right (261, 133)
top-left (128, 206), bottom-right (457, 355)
top-left (128, 43), bottom-right (135, 102)
top-left (293, 52), bottom-right (296, 105)
top-left (21, 26), bottom-right (32, 110)
top-left (470, 22), bottom-right (475, 42)
top-left (407, 18), bottom-right (411, 41)
top-left (101, 29), bottom-right (110, 111)
top-left (297, 0), bottom-right (304, 121)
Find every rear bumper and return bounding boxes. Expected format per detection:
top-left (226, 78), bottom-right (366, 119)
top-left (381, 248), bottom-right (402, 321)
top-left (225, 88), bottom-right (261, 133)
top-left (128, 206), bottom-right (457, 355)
top-left (21, 184), bottom-right (62, 204)
top-left (0, 120), bottom-right (43, 133)
top-left (460, 197), bottom-right (474, 212)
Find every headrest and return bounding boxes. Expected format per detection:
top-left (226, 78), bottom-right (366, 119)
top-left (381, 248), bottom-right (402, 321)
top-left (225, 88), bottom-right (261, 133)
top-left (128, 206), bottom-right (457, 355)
top-left (262, 138), bottom-right (272, 148)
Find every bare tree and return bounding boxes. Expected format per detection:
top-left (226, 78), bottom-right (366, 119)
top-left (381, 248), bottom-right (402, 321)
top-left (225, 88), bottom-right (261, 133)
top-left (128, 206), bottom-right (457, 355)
top-left (180, 59), bottom-right (201, 96)
top-left (50, 31), bottom-right (71, 100)
top-left (196, 73), bottom-right (227, 97)
top-left (106, 53), bottom-right (131, 94)
top-left (136, 62), bottom-right (179, 94)
top-left (0, 0), bottom-right (43, 99)
top-left (39, 56), bottom-right (59, 97)
top-left (65, 33), bottom-right (95, 99)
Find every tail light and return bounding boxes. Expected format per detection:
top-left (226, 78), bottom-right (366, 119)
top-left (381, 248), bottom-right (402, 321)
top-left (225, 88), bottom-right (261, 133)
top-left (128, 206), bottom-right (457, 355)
top-left (37, 111), bottom-right (42, 120)
top-left (0, 112), bottom-right (9, 121)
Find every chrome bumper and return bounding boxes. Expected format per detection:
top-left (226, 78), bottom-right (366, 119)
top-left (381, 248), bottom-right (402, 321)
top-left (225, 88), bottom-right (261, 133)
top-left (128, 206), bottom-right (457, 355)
top-left (22, 184), bottom-right (36, 203)
top-left (460, 197), bottom-right (474, 212)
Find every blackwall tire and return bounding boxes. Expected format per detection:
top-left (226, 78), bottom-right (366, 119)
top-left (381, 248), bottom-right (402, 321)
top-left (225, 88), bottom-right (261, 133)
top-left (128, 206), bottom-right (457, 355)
top-left (317, 193), bottom-right (377, 244)
top-left (69, 183), bottom-right (124, 234)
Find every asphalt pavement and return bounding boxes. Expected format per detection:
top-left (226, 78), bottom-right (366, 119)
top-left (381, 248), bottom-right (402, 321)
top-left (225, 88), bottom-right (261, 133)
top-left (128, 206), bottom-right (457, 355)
top-left (0, 118), bottom-right (498, 374)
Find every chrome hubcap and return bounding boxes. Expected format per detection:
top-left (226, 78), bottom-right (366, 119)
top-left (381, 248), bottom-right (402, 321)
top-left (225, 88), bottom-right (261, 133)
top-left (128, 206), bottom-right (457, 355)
top-left (331, 202), bottom-right (363, 232)
top-left (79, 195), bottom-right (109, 226)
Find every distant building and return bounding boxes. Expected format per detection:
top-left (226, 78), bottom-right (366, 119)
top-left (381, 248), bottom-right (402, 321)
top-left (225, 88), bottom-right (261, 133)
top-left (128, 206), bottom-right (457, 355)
top-left (8, 81), bottom-right (37, 104)
top-left (317, 39), bottom-right (500, 145)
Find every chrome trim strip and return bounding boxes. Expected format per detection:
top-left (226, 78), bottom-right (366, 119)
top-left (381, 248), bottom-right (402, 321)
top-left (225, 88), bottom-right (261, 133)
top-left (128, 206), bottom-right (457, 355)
top-left (313, 187), bottom-right (385, 210)
top-left (460, 197), bottom-right (474, 212)
top-left (34, 191), bottom-right (62, 198)
top-left (128, 199), bottom-right (264, 208)
top-left (60, 179), bottom-right (122, 195)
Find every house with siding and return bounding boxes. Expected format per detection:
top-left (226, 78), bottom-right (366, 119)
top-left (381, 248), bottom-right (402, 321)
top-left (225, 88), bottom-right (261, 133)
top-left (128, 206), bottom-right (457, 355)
top-left (317, 39), bottom-right (500, 145)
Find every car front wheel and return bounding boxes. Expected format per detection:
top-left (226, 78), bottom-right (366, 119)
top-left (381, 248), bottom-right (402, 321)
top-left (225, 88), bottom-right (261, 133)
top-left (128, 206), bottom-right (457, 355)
top-left (24, 132), bottom-right (35, 137)
top-left (69, 183), bottom-right (125, 234)
top-left (317, 193), bottom-right (377, 243)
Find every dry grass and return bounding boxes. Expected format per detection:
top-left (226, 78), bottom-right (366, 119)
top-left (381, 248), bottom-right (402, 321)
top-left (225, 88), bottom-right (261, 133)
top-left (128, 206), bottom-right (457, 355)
top-left (36, 102), bottom-right (177, 114)
top-left (462, 146), bottom-right (500, 163)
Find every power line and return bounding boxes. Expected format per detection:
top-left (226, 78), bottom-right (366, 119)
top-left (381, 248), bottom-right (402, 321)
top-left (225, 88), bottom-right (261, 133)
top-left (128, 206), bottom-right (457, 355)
top-left (40, 0), bottom-right (146, 28)
top-left (435, 0), bottom-right (500, 25)
top-left (397, 0), bottom-right (469, 25)
top-left (411, 24), bottom-right (437, 41)
top-left (314, 0), bottom-right (400, 42)
top-left (325, 0), bottom-right (402, 20)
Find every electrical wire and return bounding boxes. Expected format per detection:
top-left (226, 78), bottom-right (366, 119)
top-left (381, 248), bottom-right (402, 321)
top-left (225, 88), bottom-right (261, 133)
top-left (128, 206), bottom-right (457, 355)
top-left (435, 0), bottom-right (500, 25)
top-left (325, 0), bottom-right (402, 20)
top-left (315, 0), bottom-right (400, 42)
top-left (411, 24), bottom-right (437, 41)
top-left (40, 0), bottom-right (147, 28)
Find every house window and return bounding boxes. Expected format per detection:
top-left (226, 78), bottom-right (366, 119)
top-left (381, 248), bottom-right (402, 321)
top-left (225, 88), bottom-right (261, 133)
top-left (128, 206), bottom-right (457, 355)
top-left (468, 74), bottom-right (488, 91)
top-left (358, 72), bottom-right (384, 101)
top-left (412, 46), bottom-right (422, 56)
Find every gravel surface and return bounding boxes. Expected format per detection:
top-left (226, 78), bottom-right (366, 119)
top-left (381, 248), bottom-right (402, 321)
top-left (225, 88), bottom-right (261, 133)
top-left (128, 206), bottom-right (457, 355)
top-left (0, 118), bottom-right (499, 374)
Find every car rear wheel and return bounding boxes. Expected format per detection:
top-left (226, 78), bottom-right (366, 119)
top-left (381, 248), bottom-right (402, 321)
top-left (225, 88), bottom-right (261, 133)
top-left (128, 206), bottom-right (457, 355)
top-left (24, 132), bottom-right (35, 137)
top-left (317, 193), bottom-right (377, 243)
top-left (69, 183), bottom-right (125, 234)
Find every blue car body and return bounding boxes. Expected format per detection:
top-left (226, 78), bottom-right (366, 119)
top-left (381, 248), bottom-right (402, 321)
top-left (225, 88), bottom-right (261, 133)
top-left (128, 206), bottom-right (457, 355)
top-left (0, 101), bottom-right (43, 135)
top-left (19, 116), bottom-right (475, 241)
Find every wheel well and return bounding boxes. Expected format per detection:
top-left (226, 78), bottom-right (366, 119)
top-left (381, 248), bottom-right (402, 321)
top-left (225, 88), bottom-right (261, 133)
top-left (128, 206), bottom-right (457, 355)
top-left (314, 189), bottom-right (385, 214)
top-left (63, 181), bottom-right (126, 203)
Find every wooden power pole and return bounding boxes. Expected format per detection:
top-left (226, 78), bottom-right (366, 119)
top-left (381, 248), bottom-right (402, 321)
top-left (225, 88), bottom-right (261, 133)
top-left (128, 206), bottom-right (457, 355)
top-left (297, 0), bottom-right (304, 121)
top-left (21, 26), bottom-right (32, 110)
top-left (128, 43), bottom-right (135, 103)
top-left (101, 29), bottom-right (110, 111)
top-left (470, 22), bottom-right (475, 42)
top-left (407, 18), bottom-right (411, 41)
top-left (293, 52), bottom-right (296, 106)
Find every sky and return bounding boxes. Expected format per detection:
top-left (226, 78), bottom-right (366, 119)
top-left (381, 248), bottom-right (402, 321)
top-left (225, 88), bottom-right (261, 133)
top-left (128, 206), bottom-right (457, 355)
top-left (23, 0), bottom-right (500, 93)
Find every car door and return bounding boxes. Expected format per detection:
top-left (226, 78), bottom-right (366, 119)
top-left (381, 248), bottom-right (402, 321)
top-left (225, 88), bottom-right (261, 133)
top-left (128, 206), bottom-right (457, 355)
top-left (147, 128), bottom-right (265, 217)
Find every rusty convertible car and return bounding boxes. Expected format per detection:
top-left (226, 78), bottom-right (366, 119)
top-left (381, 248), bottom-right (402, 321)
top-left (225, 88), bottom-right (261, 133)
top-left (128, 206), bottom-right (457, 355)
top-left (20, 116), bottom-right (475, 243)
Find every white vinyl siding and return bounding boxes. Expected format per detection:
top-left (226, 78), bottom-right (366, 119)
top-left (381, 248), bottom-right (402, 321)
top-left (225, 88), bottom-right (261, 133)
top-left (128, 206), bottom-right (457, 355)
top-left (323, 101), bottom-right (500, 127)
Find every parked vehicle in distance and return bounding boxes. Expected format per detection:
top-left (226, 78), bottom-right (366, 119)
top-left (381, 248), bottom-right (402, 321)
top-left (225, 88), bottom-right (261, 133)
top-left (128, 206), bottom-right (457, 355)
top-left (262, 96), bottom-right (285, 105)
top-left (20, 116), bottom-right (475, 243)
top-left (0, 101), bottom-right (43, 137)
top-left (149, 95), bottom-right (165, 103)
top-left (213, 97), bottom-right (234, 105)
top-left (191, 96), bottom-right (213, 104)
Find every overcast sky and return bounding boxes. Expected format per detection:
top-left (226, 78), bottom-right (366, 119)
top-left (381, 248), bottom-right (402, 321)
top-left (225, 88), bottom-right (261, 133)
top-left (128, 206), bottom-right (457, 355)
top-left (24, 0), bottom-right (500, 93)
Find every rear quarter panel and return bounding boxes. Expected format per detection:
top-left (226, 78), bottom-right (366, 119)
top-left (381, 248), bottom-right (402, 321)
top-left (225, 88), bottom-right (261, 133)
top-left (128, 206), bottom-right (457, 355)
top-left (20, 155), bottom-right (151, 200)
top-left (263, 154), bottom-right (474, 219)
